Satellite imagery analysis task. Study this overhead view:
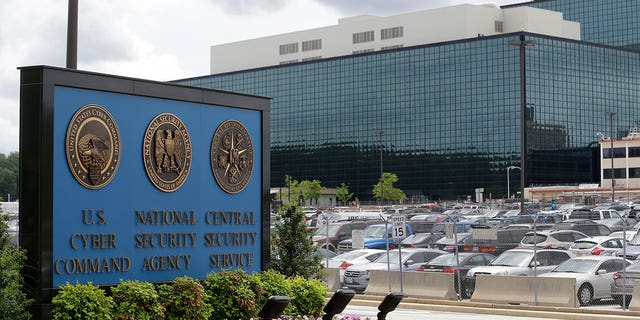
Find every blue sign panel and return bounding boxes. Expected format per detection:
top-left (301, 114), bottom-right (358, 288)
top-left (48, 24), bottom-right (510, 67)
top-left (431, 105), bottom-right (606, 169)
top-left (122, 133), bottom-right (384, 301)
top-left (52, 86), bottom-right (262, 286)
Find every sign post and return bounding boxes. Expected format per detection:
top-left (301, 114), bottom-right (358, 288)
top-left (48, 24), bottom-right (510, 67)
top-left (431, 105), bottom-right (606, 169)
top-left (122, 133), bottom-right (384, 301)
top-left (391, 215), bottom-right (406, 293)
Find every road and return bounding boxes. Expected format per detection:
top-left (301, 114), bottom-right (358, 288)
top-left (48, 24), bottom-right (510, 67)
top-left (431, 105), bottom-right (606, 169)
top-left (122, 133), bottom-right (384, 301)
top-left (340, 305), bottom-right (562, 320)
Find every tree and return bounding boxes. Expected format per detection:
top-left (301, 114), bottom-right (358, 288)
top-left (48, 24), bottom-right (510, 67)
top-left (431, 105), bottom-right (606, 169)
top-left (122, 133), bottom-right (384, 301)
top-left (372, 172), bottom-right (407, 204)
top-left (336, 183), bottom-right (354, 206)
top-left (299, 179), bottom-right (324, 207)
top-left (269, 204), bottom-right (322, 279)
top-left (0, 152), bottom-right (19, 201)
top-left (0, 207), bottom-right (32, 319)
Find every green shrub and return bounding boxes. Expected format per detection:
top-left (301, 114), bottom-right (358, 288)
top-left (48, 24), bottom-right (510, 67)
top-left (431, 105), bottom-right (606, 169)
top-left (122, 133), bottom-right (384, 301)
top-left (202, 270), bottom-right (264, 320)
top-left (52, 282), bottom-right (113, 320)
top-left (287, 276), bottom-right (327, 317)
top-left (111, 280), bottom-right (164, 320)
top-left (158, 276), bottom-right (212, 320)
top-left (0, 213), bottom-right (32, 320)
top-left (253, 269), bottom-right (291, 313)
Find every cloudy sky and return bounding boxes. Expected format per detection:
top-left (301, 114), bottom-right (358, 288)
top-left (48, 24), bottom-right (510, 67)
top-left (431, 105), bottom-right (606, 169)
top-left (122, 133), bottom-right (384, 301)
top-left (0, 0), bottom-right (526, 155)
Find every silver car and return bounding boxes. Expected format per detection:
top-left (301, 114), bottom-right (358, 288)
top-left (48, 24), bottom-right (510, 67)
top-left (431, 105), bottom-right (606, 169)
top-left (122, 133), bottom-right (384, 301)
top-left (568, 236), bottom-right (624, 257)
top-left (343, 248), bottom-right (446, 292)
top-left (463, 248), bottom-right (573, 298)
top-left (540, 256), bottom-right (630, 306)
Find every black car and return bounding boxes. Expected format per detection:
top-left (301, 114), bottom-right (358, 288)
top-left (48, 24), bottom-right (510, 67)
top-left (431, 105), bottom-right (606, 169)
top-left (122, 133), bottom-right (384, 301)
top-left (550, 219), bottom-right (612, 236)
top-left (417, 252), bottom-right (496, 298)
top-left (400, 233), bottom-right (445, 248)
top-left (462, 227), bottom-right (530, 255)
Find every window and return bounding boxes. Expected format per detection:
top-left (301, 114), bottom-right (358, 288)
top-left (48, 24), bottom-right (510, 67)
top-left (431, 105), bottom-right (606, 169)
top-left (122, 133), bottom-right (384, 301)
top-left (604, 168), bottom-right (626, 179)
top-left (279, 42), bottom-right (298, 55)
top-left (302, 39), bottom-right (322, 51)
top-left (353, 30), bottom-right (374, 44)
top-left (629, 147), bottom-right (640, 157)
top-left (630, 168), bottom-right (640, 178)
top-left (279, 59), bottom-right (299, 65)
top-left (352, 49), bottom-right (374, 54)
top-left (381, 45), bottom-right (403, 50)
top-left (381, 26), bottom-right (403, 40)
top-left (301, 56), bottom-right (322, 61)
top-left (604, 147), bottom-right (626, 158)
top-left (495, 21), bottom-right (504, 33)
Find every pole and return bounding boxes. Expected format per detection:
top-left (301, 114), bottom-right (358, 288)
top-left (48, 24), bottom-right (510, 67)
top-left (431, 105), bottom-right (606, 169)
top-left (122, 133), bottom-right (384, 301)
top-left (66, 0), bottom-right (78, 69)
top-left (454, 219), bottom-right (461, 301)
top-left (533, 212), bottom-right (538, 306)
top-left (622, 216), bottom-right (627, 310)
top-left (507, 167), bottom-right (511, 199)
top-left (378, 130), bottom-right (384, 207)
top-left (606, 112), bottom-right (616, 202)
top-left (382, 215), bottom-right (391, 293)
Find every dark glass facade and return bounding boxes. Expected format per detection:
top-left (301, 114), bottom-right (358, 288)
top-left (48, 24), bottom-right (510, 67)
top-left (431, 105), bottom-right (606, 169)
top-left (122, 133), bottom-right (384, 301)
top-left (510, 0), bottom-right (640, 50)
top-left (176, 1), bottom-right (640, 201)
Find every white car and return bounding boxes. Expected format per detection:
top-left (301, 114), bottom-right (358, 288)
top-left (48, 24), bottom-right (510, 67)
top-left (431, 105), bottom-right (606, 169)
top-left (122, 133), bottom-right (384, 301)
top-left (540, 256), bottom-right (631, 306)
top-left (324, 249), bottom-right (385, 280)
top-left (568, 236), bottom-right (624, 257)
top-left (463, 248), bottom-right (573, 298)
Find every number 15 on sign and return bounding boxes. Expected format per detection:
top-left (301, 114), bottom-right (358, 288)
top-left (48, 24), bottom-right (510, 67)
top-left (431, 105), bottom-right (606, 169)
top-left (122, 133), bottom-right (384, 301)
top-left (391, 215), bottom-right (406, 240)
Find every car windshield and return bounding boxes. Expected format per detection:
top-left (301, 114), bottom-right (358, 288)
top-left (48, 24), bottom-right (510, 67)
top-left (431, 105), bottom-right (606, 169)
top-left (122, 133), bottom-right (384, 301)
top-left (364, 225), bottom-right (387, 238)
top-left (402, 234), bottom-right (428, 244)
top-left (627, 234), bottom-right (640, 245)
top-left (331, 250), bottom-right (369, 261)
top-left (315, 224), bottom-right (342, 237)
top-left (489, 251), bottom-right (531, 267)
top-left (570, 241), bottom-right (597, 250)
top-left (427, 254), bottom-right (460, 266)
top-left (374, 251), bottom-right (404, 264)
top-left (552, 259), bottom-right (598, 273)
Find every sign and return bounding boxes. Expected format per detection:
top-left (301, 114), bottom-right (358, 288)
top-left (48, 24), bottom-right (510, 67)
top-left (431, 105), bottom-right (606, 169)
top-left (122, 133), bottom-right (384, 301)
top-left (391, 215), bottom-right (407, 240)
top-left (19, 66), bottom-right (270, 315)
top-left (352, 230), bottom-right (364, 249)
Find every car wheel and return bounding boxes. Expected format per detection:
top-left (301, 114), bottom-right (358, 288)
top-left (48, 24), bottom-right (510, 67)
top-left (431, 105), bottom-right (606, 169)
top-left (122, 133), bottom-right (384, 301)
top-left (614, 296), bottom-right (632, 308)
top-left (462, 280), bottom-right (474, 299)
top-left (577, 284), bottom-right (593, 306)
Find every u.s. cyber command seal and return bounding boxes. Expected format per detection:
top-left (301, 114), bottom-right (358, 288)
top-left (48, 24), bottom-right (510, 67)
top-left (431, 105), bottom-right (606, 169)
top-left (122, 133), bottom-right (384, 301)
top-left (210, 120), bottom-right (254, 194)
top-left (65, 104), bottom-right (121, 189)
top-left (143, 113), bottom-right (192, 192)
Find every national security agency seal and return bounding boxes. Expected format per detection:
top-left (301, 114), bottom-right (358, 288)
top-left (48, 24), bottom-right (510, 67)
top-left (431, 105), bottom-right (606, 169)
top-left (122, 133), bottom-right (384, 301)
top-left (65, 104), bottom-right (121, 189)
top-left (143, 113), bottom-right (192, 192)
top-left (210, 120), bottom-right (254, 194)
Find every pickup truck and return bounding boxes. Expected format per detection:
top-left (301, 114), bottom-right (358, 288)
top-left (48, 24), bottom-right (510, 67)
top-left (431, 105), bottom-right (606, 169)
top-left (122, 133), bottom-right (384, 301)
top-left (336, 223), bottom-right (413, 254)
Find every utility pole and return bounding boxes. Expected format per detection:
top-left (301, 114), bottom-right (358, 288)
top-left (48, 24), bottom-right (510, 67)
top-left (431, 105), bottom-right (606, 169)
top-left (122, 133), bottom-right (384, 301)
top-left (605, 112), bottom-right (616, 202)
top-left (66, 0), bottom-right (78, 69)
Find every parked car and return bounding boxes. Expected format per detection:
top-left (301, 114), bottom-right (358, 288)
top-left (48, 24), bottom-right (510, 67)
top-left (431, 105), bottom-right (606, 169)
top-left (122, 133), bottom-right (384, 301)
top-left (325, 249), bottom-right (386, 280)
top-left (312, 220), bottom-right (378, 252)
top-left (596, 218), bottom-right (637, 233)
top-left (569, 208), bottom-right (623, 221)
top-left (336, 223), bottom-right (414, 254)
top-left (520, 229), bottom-right (588, 250)
top-left (343, 248), bottom-right (446, 292)
top-left (400, 233), bottom-right (445, 248)
top-left (610, 260), bottom-right (640, 307)
top-left (615, 233), bottom-right (640, 260)
top-left (540, 256), bottom-right (630, 306)
top-left (432, 233), bottom-right (472, 252)
top-left (464, 248), bottom-right (573, 298)
top-left (550, 219), bottom-right (612, 237)
top-left (568, 236), bottom-right (624, 256)
top-left (417, 252), bottom-right (496, 298)
top-left (462, 227), bottom-right (530, 256)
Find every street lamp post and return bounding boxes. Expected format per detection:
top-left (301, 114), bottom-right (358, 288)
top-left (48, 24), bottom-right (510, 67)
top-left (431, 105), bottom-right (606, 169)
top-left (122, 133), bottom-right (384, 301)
top-left (605, 112), bottom-right (616, 202)
top-left (508, 34), bottom-right (535, 214)
top-left (506, 166), bottom-right (521, 199)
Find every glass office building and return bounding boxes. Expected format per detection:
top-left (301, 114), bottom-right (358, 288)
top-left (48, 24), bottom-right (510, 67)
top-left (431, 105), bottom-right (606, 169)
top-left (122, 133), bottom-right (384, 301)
top-left (177, 1), bottom-right (640, 201)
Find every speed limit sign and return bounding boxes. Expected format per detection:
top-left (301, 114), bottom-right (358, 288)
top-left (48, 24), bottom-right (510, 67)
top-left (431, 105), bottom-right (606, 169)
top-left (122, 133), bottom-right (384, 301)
top-left (391, 215), bottom-right (406, 240)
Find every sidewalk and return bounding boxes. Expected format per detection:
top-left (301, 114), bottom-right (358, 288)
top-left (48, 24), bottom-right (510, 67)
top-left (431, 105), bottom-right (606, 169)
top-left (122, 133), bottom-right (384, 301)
top-left (339, 294), bottom-right (640, 320)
